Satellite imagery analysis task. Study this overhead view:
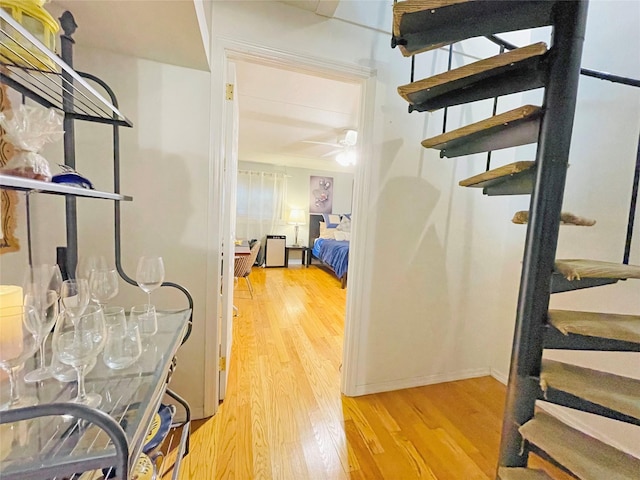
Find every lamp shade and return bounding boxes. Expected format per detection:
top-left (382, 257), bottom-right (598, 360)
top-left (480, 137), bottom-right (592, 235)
top-left (288, 209), bottom-right (306, 225)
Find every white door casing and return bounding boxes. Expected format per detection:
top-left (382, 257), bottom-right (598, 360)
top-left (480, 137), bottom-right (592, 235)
top-left (219, 61), bottom-right (239, 400)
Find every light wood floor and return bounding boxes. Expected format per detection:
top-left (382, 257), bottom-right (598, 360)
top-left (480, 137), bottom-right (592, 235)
top-left (172, 265), bottom-right (571, 480)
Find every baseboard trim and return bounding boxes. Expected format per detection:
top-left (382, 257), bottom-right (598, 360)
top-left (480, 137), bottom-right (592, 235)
top-left (349, 367), bottom-right (492, 397)
top-left (491, 368), bottom-right (508, 385)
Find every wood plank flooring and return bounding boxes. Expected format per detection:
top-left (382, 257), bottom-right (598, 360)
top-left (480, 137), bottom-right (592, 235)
top-left (171, 265), bottom-right (572, 480)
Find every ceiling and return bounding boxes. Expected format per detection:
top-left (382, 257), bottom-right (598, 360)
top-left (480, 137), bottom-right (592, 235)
top-left (234, 60), bottom-right (362, 173)
top-left (48, 1), bottom-right (210, 71)
top-left (45, 0), bottom-right (362, 173)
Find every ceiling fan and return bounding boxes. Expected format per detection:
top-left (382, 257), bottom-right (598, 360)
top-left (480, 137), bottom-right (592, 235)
top-left (303, 129), bottom-right (358, 158)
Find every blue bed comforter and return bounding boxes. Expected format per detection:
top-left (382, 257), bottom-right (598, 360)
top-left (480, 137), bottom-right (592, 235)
top-left (312, 238), bottom-right (349, 279)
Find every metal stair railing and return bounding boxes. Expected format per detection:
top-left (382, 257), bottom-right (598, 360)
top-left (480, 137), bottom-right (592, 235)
top-left (485, 34), bottom-right (640, 267)
top-left (397, 12), bottom-right (640, 269)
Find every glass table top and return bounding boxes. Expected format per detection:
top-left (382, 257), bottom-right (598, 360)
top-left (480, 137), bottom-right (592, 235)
top-left (0, 309), bottom-right (190, 480)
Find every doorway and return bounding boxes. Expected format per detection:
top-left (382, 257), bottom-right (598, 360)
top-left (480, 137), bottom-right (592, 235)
top-left (207, 39), bottom-right (376, 415)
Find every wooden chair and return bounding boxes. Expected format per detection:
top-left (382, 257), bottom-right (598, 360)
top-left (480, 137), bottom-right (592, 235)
top-left (234, 241), bottom-right (261, 298)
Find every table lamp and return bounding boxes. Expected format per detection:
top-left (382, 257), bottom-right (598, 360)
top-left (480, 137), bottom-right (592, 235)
top-left (288, 209), bottom-right (306, 247)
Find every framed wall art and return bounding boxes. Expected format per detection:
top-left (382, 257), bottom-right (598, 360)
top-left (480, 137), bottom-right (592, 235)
top-left (309, 176), bottom-right (333, 214)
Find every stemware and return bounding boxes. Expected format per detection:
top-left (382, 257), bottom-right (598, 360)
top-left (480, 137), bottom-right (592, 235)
top-left (53, 305), bottom-right (106, 407)
top-left (136, 256), bottom-right (165, 306)
top-left (103, 306), bottom-right (142, 370)
top-left (23, 264), bottom-right (63, 297)
top-left (0, 305), bottom-right (40, 410)
top-left (76, 255), bottom-right (108, 281)
top-left (22, 264), bottom-right (63, 382)
top-left (23, 289), bottom-right (59, 383)
top-left (88, 268), bottom-right (119, 309)
top-left (60, 279), bottom-right (90, 321)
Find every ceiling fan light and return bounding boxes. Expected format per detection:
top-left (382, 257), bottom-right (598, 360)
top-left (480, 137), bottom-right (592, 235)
top-left (336, 150), bottom-right (356, 166)
top-left (343, 129), bottom-right (358, 146)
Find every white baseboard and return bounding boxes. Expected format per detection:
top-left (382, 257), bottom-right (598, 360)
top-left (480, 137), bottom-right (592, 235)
top-left (349, 367), bottom-right (492, 397)
top-left (491, 368), bottom-right (509, 385)
top-left (190, 406), bottom-right (206, 420)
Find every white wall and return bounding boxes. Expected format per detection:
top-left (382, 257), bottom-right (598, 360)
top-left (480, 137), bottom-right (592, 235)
top-left (238, 160), bottom-right (354, 246)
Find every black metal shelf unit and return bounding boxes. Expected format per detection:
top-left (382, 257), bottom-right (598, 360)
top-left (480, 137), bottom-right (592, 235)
top-left (0, 7), bottom-right (193, 479)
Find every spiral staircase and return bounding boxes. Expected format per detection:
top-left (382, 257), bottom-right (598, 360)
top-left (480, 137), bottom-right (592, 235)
top-left (391, 1), bottom-right (640, 479)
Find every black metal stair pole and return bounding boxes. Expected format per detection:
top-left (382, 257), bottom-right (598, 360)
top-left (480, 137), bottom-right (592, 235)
top-left (498, 0), bottom-right (589, 471)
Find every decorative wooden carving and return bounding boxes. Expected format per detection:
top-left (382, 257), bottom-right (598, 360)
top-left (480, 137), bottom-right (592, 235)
top-left (0, 82), bottom-right (20, 254)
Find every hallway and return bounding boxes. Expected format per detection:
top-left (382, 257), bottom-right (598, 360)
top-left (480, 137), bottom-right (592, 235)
top-left (176, 266), bottom-right (570, 479)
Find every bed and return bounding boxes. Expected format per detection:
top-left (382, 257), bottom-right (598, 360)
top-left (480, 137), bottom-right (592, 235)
top-left (308, 213), bottom-right (351, 288)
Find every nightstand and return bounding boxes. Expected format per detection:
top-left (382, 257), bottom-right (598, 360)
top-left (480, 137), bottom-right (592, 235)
top-left (285, 246), bottom-right (311, 267)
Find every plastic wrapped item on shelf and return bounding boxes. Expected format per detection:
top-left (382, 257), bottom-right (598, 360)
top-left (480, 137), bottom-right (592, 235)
top-left (0, 104), bottom-right (63, 181)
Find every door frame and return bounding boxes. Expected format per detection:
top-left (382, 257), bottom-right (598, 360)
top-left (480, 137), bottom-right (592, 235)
top-left (204, 36), bottom-right (376, 415)
top-left (219, 61), bottom-right (239, 400)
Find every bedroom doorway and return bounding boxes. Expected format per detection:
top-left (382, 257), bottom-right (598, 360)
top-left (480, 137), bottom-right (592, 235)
top-left (212, 40), bottom-right (375, 412)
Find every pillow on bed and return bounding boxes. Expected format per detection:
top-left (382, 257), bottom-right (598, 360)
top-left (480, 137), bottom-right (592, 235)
top-left (319, 221), bottom-right (337, 239)
top-left (322, 213), bottom-right (341, 228)
top-left (336, 216), bottom-right (351, 232)
top-left (334, 231), bottom-right (350, 241)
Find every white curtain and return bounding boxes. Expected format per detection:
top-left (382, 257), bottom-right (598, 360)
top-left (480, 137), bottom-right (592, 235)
top-left (235, 170), bottom-right (288, 241)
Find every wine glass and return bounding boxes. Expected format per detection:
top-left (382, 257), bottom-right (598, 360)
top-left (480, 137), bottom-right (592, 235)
top-left (88, 268), bottom-right (119, 309)
top-left (60, 279), bottom-right (90, 321)
top-left (23, 289), bottom-right (59, 382)
top-left (23, 264), bottom-right (63, 296)
top-left (76, 254), bottom-right (107, 281)
top-left (22, 264), bottom-right (63, 382)
top-left (53, 305), bottom-right (106, 407)
top-left (0, 305), bottom-right (40, 410)
top-left (136, 256), bottom-right (165, 306)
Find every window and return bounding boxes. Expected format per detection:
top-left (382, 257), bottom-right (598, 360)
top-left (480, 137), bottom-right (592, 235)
top-left (236, 170), bottom-right (288, 240)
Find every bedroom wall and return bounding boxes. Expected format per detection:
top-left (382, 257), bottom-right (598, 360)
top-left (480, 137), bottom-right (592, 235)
top-left (237, 160), bottom-right (354, 246)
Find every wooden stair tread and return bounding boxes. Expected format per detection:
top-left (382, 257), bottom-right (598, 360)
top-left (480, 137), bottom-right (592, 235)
top-left (398, 43), bottom-right (547, 111)
top-left (393, 0), bottom-right (556, 57)
top-left (423, 105), bottom-right (540, 147)
top-left (498, 468), bottom-right (554, 480)
top-left (519, 412), bottom-right (640, 480)
top-left (540, 359), bottom-right (640, 421)
top-left (459, 161), bottom-right (535, 187)
top-left (421, 105), bottom-right (542, 157)
top-left (393, 0), bottom-right (470, 38)
top-left (548, 310), bottom-right (640, 345)
top-left (513, 211), bottom-right (596, 226)
top-left (555, 259), bottom-right (640, 281)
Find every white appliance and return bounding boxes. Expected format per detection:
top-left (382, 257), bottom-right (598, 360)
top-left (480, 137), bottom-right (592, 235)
top-left (264, 235), bottom-right (286, 267)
